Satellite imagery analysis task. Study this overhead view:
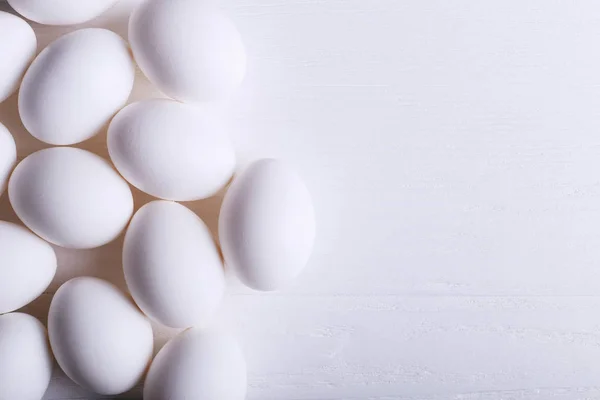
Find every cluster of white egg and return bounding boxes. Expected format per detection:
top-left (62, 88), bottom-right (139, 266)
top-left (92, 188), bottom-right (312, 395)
top-left (0, 0), bottom-right (316, 399)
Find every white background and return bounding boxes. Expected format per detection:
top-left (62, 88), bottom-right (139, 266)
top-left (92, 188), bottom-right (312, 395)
top-left (2, 0), bottom-right (600, 399)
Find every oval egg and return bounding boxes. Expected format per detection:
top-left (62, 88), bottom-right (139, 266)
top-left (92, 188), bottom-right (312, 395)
top-left (0, 123), bottom-right (16, 197)
top-left (129, 0), bottom-right (246, 103)
top-left (48, 277), bottom-right (154, 395)
top-left (108, 99), bottom-right (236, 201)
top-left (144, 329), bottom-right (246, 400)
top-left (0, 11), bottom-right (36, 104)
top-left (7, 0), bottom-right (119, 25)
top-left (19, 28), bottom-right (135, 145)
top-left (0, 313), bottom-right (53, 400)
top-left (124, 201), bottom-right (225, 328)
top-left (0, 221), bottom-right (56, 314)
top-left (9, 147), bottom-right (133, 249)
top-left (219, 159), bottom-right (316, 291)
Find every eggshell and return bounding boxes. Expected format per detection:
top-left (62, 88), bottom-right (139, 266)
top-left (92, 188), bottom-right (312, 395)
top-left (123, 201), bottom-right (225, 328)
top-left (0, 123), bottom-right (16, 197)
top-left (0, 313), bottom-right (53, 400)
top-left (6, 0), bottom-right (119, 25)
top-left (144, 329), bottom-right (246, 400)
top-left (219, 159), bottom-right (316, 291)
top-left (0, 12), bottom-right (36, 104)
top-left (48, 277), bottom-right (153, 395)
top-left (129, 0), bottom-right (246, 103)
top-left (19, 28), bottom-right (135, 145)
top-left (9, 147), bottom-right (133, 249)
top-left (0, 221), bottom-right (56, 314)
top-left (123, 201), bottom-right (224, 328)
top-left (108, 99), bottom-right (236, 201)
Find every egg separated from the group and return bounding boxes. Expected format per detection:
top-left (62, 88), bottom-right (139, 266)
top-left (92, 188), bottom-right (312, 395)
top-left (220, 159), bottom-right (316, 291)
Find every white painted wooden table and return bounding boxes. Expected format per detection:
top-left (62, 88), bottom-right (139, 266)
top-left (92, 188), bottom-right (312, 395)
top-left (2, 0), bottom-right (600, 399)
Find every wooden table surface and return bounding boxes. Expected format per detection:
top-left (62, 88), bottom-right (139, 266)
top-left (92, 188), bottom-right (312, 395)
top-left (2, 0), bottom-right (600, 399)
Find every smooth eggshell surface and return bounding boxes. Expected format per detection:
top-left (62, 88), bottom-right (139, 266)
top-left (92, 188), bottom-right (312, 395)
top-left (0, 313), bottom-right (53, 400)
top-left (0, 123), bottom-right (16, 197)
top-left (8, 147), bottom-right (133, 249)
top-left (129, 0), bottom-right (246, 103)
top-left (6, 0), bottom-right (119, 25)
top-left (219, 159), bottom-right (316, 291)
top-left (124, 201), bottom-right (225, 328)
top-left (0, 221), bottom-right (56, 314)
top-left (48, 277), bottom-right (154, 395)
top-left (0, 11), bottom-right (36, 104)
top-left (144, 329), bottom-right (246, 400)
top-left (108, 99), bottom-right (236, 201)
top-left (19, 28), bottom-right (135, 145)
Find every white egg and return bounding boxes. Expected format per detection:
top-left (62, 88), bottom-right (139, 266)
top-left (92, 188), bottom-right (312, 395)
top-left (19, 28), bottom-right (135, 145)
top-left (144, 329), bottom-right (246, 400)
top-left (0, 12), bottom-right (36, 104)
top-left (9, 147), bottom-right (133, 249)
top-left (0, 313), bottom-right (53, 400)
top-left (48, 277), bottom-right (153, 395)
top-left (129, 0), bottom-right (246, 103)
top-left (0, 123), bottom-right (16, 197)
top-left (124, 201), bottom-right (224, 328)
top-left (6, 0), bottom-right (119, 25)
top-left (0, 221), bottom-right (56, 314)
top-left (219, 159), bottom-right (316, 291)
top-left (108, 99), bottom-right (236, 201)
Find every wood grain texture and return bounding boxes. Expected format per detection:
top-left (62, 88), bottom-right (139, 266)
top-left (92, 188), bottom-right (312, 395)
top-left (1, 0), bottom-right (600, 399)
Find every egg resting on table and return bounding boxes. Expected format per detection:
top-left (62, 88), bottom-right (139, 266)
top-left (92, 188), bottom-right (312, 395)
top-left (48, 277), bottom-right (154, 395)
top-left (9, 147), bottom-right (133, 249)
top-left (129, 0), bottom-right (246, 103)
top-left (0, 11), bottom-right (36, 104)
top-left (219, 159), bottom-right (316, 291)
top-left (19, 28), bottom-right (134, 145)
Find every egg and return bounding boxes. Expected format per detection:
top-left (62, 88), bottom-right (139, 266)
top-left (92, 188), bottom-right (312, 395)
top-left (19, 28), bottom-right (135, 145)
top-left (0, 221), bottom-right (56, 314)
top-left (108, 99), bottom-right (236, 201)
top-left (0, 123), bottom-right (16, 197)
top-left (129, 0), bottom-right (246, 103)
top-left (0, 313), bottom-right (53, 400)
top-left (219, 159), bottom-right (316, 291)
top-left (48, 277), bottom-right (153, 395)
top-left (6, 0), bottom-right (119, 25)
top-left (144, 329), bottom-right (246, 400)
top-left (123, 201), bottom-right (224, 328)
top-left (0, 12), bottom-right (36, 104)
top-left (9, 147), bottom-right (133, 249)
